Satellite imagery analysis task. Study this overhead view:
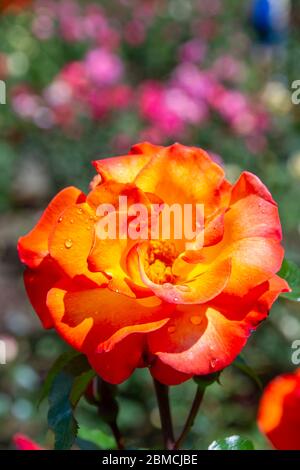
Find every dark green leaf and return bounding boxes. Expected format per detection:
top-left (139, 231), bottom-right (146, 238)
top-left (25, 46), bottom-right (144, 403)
top-left (233, 355), bottom-right (262, 390)
top-left (278, 259), bottom-right (300, 302)
top-left (75, 437), bottom-right (102, 451)
top-left (48, 371), bottom-right (79, 450)
top-left (208, 436), bottom-right (255, 450)
top-left (47, 354), bottom-right (93, 450)
top-left (70, 369), bottom-right (96, 407)
top-left (38, 349), bottom-right (80, 407)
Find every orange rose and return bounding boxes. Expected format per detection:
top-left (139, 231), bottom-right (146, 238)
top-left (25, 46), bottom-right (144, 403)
top-left (258, 369), bottom-right (300, 450)
top-left (18, 143), bottom-right (289, 385)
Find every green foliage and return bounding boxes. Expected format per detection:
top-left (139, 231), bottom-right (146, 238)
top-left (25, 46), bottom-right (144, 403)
top-left (208, 436), bottom-right (255, 450)
top-left (48, 370), bottom-right (79, 450)
top-left (194, 372), bottom-right (221, 390)
top-left (232, 356), bottom-right (262, 390)
top-left (77, 426), bottom-right (116, 450)
top-left (38, 349), bottom-right (80, 406)
top-left (47, 353), bottom-right (94, 450)
top-left (70, 369), bottom-right (96, 407)
top-left (278, 259), bottom-right (300, 302)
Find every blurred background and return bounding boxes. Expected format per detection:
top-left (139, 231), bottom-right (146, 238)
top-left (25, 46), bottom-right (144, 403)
top-left (0, 0), bottom-right (300, 450)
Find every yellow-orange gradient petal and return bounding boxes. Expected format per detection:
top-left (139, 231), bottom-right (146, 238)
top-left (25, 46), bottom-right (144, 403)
top-left (46, 280), bottom-right (173, 352)
top-left (134, 143), bottom-right (227, 213)
top-left (49, 202), bottom-right (106, 285)
top-left (18, 187), bottom-right (84, 268)
top-left (138, 242), bottom-right (232, 304)
top-left (92, 142), bottom-right (160, 184)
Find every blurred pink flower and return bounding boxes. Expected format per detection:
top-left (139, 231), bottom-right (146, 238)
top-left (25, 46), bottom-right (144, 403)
top-left (164, 87), bottom-right (208, 125)
top-left (173, 62), bottom-right (216, 101)
top-left (13, 433), bottom-right (43, 450)
top-left (110, 84), bottom-right (133, 109)
top-left (212, 55), bottom-right (245, 82)
top-left (139, 82), bottom-right (185, 137)
top-left (32, 13), bottom-right (55, 40)
top-left (125, 20), bottom-right (146, 46)
top-left (57, 0), bottom-right (84, 42)
top-left (179, 39), bottom-right (206, 63)
top-left (83, 4), bottom-right (106, 40)
top-left (85, 48), bottom-right (123, 86)
top-left (12, 86), bottom-right (40, 119)
top-left (59, 61), bottom-right (89, 99)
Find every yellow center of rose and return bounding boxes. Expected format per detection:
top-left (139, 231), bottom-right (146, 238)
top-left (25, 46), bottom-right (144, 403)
top-left (144, 241), bottom-right (179, 284)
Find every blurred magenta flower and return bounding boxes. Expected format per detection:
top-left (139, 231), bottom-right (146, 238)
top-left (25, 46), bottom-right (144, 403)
top-left (85, 48), bottom-right (123, 86)
top-left (179, 39), bottom-right (207, 63)
top-left (13, 433), bottom-right (43, 450)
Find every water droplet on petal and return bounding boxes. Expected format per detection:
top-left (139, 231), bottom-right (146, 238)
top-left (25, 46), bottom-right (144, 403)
top-left (168, 326), bottom-right (176, 333)
top-left (190, 316), bottom-right (202, 325)
top-left (77, 208), bottom-right (83, 214)
top-left (176, 285), bottom-right (191, 292)
top-left (70, 219), bottom-right (74, 224)
top-left (173, 297), bottom-right (179, 302)
top-left (64, 239), bottom-right (73, 249)
top-left (58, 216), bottom-right (63, 223)
top-left (162, 283), bottom-right (173, 290)
top-left (210, 358), bottom-right (218, 369)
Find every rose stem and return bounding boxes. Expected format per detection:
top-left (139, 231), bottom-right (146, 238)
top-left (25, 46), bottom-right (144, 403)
top-left (96, 377), bottom-right (124, 450)
top-left (174, 386), bottom-right (205, 449)
top-left (109, 421), bottom-right (124, 451)
top-left (153, 378), bottom-right (175, 450)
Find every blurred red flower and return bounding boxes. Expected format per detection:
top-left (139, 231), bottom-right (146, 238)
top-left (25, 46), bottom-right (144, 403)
top-left (13, 433), bottom-right (43, 450)
top-left (0, 0), bottom-right (32, 13)
top-left (258, 369), bottom-right (300, 450)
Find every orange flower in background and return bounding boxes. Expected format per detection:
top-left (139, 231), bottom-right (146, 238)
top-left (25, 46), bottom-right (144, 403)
top-left (0, 0), bottom-right (33, 13)
top-left (18, 143), bottom-right (289, 385)
top-left (258, 369), bottom-right (300, 450)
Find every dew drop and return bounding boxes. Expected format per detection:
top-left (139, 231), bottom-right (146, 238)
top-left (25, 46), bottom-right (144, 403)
top-left (173, 297), bottom-right (179, 302)
top-left (162, 283), bottom-right (173, 290)
top-left (210, 358), bottom-right (218, 369)
top-left (168, 326), bottom-right (176, 333)
top-left (58, 216), bottom-right (63, 223)
top-left (176, 284), bottom-right (191, 292)
top-left (64, 239), bottom-right (73, 249)
top-left (190, 316), bottom-right (202, 325)
top-left (77, 208), bottom-right (83, 214)
top-left (70, 218), bottom-right (74, 224)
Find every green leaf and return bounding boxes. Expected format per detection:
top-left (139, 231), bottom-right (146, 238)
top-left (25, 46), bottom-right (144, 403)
top-left (77, 426), bottom-right (116, 450)
top-left (70, 369), bottom-right (96, 407)
top-left (233, 355), bottom-right (262, 390)
top-left (48, 371), bottom-right (79, 450)
top-left (38, 349), bottom-right (80, 407)
top-left (208, 436), bottom-right (255, 450)
top-left (278, 259), bottom-right (300, 302)
top-left (75, 437), bottom-right (102, 451)
top-left (47, 354), bottom-right (93, 450)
